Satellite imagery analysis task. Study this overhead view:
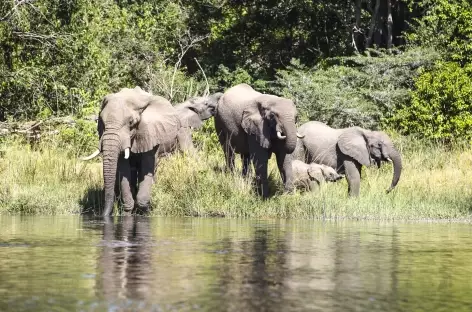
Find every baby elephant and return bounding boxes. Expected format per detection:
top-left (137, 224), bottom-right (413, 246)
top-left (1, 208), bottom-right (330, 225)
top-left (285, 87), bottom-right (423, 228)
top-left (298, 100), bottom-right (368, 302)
top-left (292, 160), bottom-right (343, 192)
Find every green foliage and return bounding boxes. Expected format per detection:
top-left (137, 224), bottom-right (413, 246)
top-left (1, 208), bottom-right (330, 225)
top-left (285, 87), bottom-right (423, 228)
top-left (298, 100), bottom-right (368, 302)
top-left (192, 119), bottom-right (220, 153)
top-left (273, 49), bottom-right (439, 129)
top-left (393, 62), bottom-right (472, 141)
top-left (406, 0), bottom-right (472, 65)
top-left (0, 0), bottom-right (198, 120)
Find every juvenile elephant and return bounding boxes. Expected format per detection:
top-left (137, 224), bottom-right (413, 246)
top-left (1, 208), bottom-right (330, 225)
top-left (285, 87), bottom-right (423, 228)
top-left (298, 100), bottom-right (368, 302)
top-left (82, 86), bottom-right (181, 216)
top-left (174, 92), bottom-right (223, 152)
top-left (292, 160), bottom-right (343, 192)
top-left (214, 83), bottom-right (303, 198)
top-left (295, 121), bottom-right (402, 196)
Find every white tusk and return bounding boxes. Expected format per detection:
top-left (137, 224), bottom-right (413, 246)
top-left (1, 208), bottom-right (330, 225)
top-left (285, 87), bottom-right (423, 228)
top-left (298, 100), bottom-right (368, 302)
top-left (277, 131), bottom-right (287, 139)
top-left (386, 157), bottom-right (392, 162)
top-left (81, 149), bottom-right (100, 161)
top-left (124, 148), bottom-right (130, 159)
top-left (296, 132), bottom-right (305, 139)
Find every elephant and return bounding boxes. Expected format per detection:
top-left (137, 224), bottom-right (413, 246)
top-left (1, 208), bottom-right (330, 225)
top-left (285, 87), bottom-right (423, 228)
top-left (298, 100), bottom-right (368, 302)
top-left (81, 86), bottom-right (181, 216)
top-left (294, 121), bottom-right (402, 196)
top-left (214, 83), bottom-right (304, 198)
top-left (173, 92), bottom-right (223, 152)
top-left (292, 160), bottom-right (344, 192)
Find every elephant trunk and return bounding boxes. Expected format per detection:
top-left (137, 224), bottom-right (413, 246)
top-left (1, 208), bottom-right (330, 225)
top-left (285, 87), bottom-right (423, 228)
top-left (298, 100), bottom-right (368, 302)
top-left (386, 147), bottom-right (402, 193)
top-left (281, 116), bottom-right (297, 154)
top-left (101, 132), bottom-right (121, 216)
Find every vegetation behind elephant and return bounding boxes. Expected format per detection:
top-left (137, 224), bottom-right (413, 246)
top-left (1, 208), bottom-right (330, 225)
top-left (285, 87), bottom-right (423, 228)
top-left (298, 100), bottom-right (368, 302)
top-left (173, 92), bottom-right (223, 153)
top-left (214, 83), bottom-right (303, 198)
top-left (81, 86), bottom-right (181, 216)
top-left (294, 121), bottom-right (402, 196)
top-left (292, 160), bottom-right (344, 192)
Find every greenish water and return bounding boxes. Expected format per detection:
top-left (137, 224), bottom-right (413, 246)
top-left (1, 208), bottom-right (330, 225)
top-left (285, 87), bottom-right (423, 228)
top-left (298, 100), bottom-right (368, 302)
top-left (0, 216), bottom-right (472, 312)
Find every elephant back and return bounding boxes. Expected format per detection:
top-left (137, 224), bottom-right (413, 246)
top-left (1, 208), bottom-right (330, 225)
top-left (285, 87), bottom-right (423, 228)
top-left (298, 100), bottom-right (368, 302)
top-left (215, 84), bottom-right (262, 153)
top-left (297, 121), bottom-right (339, 168)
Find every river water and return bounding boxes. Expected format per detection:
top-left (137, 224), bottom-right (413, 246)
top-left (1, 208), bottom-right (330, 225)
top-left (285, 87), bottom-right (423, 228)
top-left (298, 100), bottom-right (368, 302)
top-left (0, 216), bottom-right (471, 312)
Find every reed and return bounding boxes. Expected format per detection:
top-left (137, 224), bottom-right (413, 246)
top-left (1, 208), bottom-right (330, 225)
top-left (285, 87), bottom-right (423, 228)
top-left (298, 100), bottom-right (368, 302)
top-left (1, 137), bottom-right (471, 220)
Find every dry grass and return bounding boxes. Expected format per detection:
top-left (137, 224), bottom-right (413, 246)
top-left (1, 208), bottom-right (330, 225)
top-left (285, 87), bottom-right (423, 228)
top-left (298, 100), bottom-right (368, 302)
top-left (1, 137), bottom-right (472, 220)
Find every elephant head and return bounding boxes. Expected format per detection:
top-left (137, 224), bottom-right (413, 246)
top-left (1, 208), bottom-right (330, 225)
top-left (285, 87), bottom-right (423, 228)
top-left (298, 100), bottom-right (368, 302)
top-left (175, 92), bottom-right (223, 129)
top-left (82, 86), bottom-right (180, 216)
top-left (241, 94), bottom-right (302, 153)
top-left (338, 127), bottom-right (402, 193)
top-left (307, 163), bottom-right (344, 183)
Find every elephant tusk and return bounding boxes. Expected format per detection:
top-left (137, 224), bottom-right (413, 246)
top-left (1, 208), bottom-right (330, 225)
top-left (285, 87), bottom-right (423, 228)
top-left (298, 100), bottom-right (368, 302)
top-left (296, 132), bottom-right (305, 139)
top-left (124, 148), bottom-right (130, 159)
top-left (277, 131), bottom-right (287, 139)
top-left (81, 149), bottom-right (100, 161)
top-left (386, 157), bottom-right (392, 162)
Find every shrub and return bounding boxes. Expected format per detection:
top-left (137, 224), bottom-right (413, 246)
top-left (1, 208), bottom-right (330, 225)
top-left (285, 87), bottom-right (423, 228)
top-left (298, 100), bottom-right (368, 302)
top-left (393, 62), bottom-right (472, 142)
top-left (271, 49), bottom-right (438, 129)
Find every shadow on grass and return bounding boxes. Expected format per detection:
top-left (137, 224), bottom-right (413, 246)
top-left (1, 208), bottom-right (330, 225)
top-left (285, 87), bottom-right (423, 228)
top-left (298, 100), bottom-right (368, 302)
top-left (80, 186), bottom-right (104, 216)
top-left (211, 164), bottom-right (283, 198)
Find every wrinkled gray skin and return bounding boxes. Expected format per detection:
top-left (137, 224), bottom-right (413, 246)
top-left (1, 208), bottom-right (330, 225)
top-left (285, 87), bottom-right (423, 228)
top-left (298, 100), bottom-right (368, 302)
top-left (292, 160), bottom-right (344, 192)
top-left (174, 92), bottom-right (223, 152)
top-left (215, 83), bottom-right (299, 198)
top-left (93, 87), bottom-right (181, 216)
top-left (294, 121), bottom-right (402, 196)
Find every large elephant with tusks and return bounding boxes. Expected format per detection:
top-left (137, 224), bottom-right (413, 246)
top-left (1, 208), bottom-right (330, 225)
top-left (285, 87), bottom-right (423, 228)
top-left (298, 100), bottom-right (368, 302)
top-left (82, 87), bottom-right (181, 216)
top-left (214, 83), bottom-right (304, 198)
top-left (294, 121), bottom-right (402, 196)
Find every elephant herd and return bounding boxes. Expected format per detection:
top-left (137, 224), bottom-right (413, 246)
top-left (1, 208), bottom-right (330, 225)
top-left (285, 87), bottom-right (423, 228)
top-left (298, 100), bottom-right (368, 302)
top-left (82, 84), bottom-right (402, 216)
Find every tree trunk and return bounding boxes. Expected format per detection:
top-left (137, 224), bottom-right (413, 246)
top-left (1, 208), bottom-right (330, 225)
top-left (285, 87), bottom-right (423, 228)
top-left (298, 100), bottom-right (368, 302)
top-left (366, 0), bottom-right (381, 49)
top-left (387, 0), bottom-right (393, 49)
top-left (352, 0), bottom-right (362, 53)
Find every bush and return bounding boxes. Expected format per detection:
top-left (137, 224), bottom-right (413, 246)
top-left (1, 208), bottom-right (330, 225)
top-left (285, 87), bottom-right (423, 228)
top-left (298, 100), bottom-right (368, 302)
top-left (271, 49), bottom-right (438, 129)
top-left (393, 62), bottom-right (472, 141)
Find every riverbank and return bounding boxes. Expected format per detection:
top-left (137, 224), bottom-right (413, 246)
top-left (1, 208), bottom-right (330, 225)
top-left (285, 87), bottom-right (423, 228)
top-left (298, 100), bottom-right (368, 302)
top-left (1, 137), bottom-right (471, 220)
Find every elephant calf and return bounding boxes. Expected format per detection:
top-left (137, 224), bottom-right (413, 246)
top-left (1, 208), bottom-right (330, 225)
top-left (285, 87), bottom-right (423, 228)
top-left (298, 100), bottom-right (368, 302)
top-left (292, 160), bottom-right (343, 192)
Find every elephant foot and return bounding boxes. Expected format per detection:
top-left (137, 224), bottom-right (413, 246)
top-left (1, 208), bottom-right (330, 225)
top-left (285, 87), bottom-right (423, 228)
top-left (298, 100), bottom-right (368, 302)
top-left (122, 210), bottom-right (133, 216)
top-left (135, 205), bottom-right (150, 215)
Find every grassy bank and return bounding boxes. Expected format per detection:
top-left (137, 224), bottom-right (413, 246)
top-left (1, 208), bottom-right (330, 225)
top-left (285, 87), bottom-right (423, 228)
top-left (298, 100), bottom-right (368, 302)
top-left (1, 137), bottom-right (471, 220)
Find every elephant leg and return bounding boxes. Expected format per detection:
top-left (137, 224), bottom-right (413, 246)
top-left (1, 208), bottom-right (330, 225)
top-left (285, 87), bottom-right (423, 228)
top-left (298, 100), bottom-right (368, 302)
top-left (275, 151), bottom-right (294, 193)
top-left (241, 154), bottom-right (251, 177)
top-left (224, 140), bottom-right (235, 172)
top-left (344, 160), bottom-right (362, 197)
top-left (129, 154), bottom-right (138, 201)
top-left (117, 156), bottom-right (134, 213)
top-left (136, 148), bottom-right (157, 213)
top-left (177, 127), bottom-right (196, 154)
top-left (248, 136), bottom-right (269, 198)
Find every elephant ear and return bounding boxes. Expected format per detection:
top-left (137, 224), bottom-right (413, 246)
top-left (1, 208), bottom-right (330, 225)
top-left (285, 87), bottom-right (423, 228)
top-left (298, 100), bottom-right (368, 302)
top-left (131, 96), bottom-right (180, 153)
top-left (241, 106), bottom-right (271, 149)
top-left (178, 108), bottom-right (203, 129)
top-left (338, 128), bottom-right (370, 166)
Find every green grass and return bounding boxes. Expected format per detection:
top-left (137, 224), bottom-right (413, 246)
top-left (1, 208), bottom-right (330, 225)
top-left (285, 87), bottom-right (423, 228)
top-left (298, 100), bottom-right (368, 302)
top-left (1, 136), bottom-right (472, 220)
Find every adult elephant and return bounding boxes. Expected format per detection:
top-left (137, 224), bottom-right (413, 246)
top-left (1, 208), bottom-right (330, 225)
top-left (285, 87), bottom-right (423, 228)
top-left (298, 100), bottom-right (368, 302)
top-left (82, 86), bottom-right (181, 216)
top-left (295, 121), bottom-right (402, 196)
top-left (214, 83), bottom-right (303, 198)
top-left (174, 92), bottom-right (223, 152)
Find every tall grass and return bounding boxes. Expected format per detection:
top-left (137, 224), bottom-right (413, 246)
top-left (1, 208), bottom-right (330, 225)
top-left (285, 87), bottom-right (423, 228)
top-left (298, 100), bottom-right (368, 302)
top-left (1, 136), bottom-right (471, 220)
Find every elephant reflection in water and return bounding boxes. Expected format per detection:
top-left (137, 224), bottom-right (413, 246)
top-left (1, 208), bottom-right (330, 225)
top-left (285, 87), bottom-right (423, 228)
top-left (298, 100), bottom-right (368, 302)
top-left (96, 216), bottom-right (154, 301)
top-left (215, 227), bottom-right (288, 311)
